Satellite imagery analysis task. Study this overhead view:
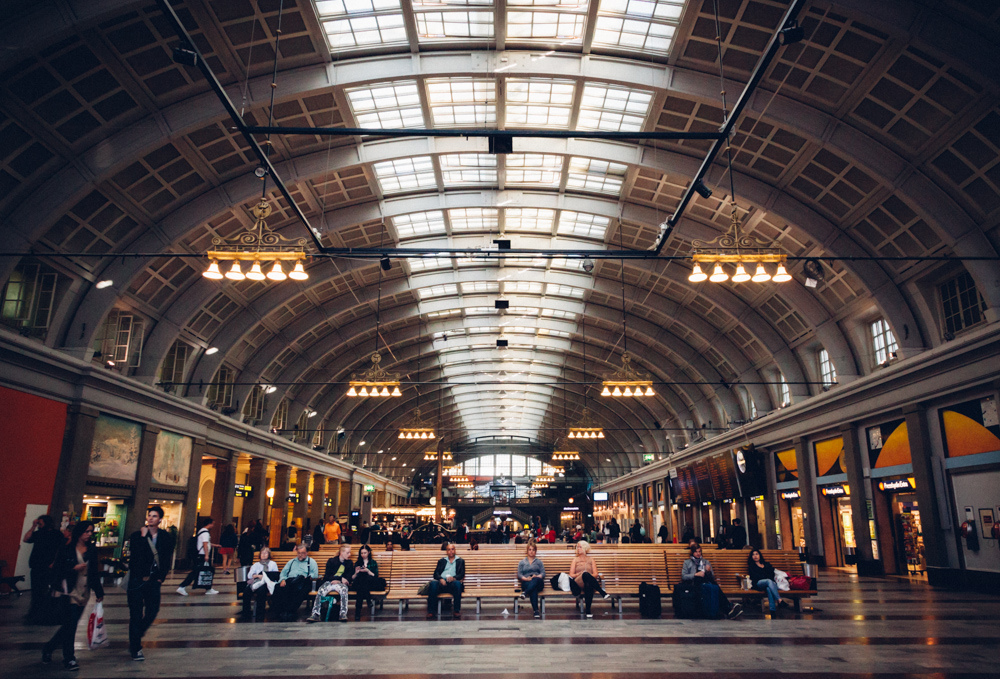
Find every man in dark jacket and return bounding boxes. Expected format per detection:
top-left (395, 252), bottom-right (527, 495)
top-left (306, 543), bottom-right (355, 622)
top-left (22, 514), bottom-right (63, 624)
top-left (427, 542), bottom-right (465, 618)
top-left (657, 522), bottom-right (670, 544)
top-left (127, 505), bottom-right (175, 661)
top-left (608, 518), bottom-right (621, 544)
top-left (730, 518), bottom-right (748, 549)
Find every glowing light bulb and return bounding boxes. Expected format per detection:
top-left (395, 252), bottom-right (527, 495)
top-left (623, 386), bottom-right (633, 396)
top-left (598, 431), bottom-right (605, 438)
top-left (612, 386), bottom-right (622, 396)
top-left (225, 261), bottom-right (245, 280)
top-left (420, 432), bottom-right (428, 439)
top-left (391, 386), bottom-right (402, 396)
top-left (751, 263), bottom-right (771, 282)
top-left (429, 432), bottom-right (435, 438)
top-left (709, 263), bottom-right (729, 283)
top-left (732, 263), bottom-right (751, 282)
top-left (380, 386), bottom-right (390, 397)
top-left (266, 261), bottom-right (287, 281)
top-left (568, 432), bottom-right (575, 439)
top-left (289, 260), bottom-right (308, 280)
top-left (358, 386), bottom-right (369, 397)
top-left (772, 263), bottom-right (792, 282)
top-left (688, 262), bottom-right (708, 282)
top-left (246, 261), bottom-right (266, 280)
top-left (645, 386), bottom-right (655, 396)
top-left (203, 260), bottom-right (223, 279)
top-left (601, 386), bottom-right (611, 396)
top-left (398, 432), bottom-right (404, 439)
top-left (347, 386), bottom-right (358, 397)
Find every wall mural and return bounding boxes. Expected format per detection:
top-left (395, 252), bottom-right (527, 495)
top-left (152, 430), bottom-right (192, 487)
top-left (89, 414), bottom-right (141, 481)
top-left (867, 419), bottom-right (911, 468)
top-left (940, 396), bottom-right (1000, 458)
top-left (813, 436), bottom-right (846, 477)
top-left (774, 449), bottom-right (798, 483)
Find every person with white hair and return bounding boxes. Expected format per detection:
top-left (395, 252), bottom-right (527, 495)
top-left (568, 541), bottom-right (609, 617)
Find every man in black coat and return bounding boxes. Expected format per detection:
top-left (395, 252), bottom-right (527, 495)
top-left (427, 543), bottom-right (465, 618)
top-left (22, 514), bottom-right (63, 624)
top-left (126, 506), bottom-right (176, 662)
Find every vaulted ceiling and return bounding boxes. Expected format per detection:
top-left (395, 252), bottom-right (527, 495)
top-left (2, 0), bottom-right (998, 485)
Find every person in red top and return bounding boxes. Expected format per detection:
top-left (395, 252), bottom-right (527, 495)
top-left (546, 527), bottom-right (557, 543)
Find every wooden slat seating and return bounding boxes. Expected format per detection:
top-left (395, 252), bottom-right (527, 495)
top-left (251, 548), bottom-right (391, 611)
top-left (663, 549), bottom-right (816, 612)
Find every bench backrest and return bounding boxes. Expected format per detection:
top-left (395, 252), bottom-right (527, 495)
top-left (664, 549), bottom-right (807, 588)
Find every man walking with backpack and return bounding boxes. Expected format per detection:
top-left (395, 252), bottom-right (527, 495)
top-left (176, 517), bottom-right (219, 596)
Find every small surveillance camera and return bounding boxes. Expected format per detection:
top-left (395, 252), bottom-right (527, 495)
top-left (582, 258), bottom-right (594, 273)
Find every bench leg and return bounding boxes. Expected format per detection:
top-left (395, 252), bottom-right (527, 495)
top-left (513, 598), bottom-right (518, 614)
top-left (476, 598), bottom-right (481, 615)
top-left (398, 600), bottom-right (403, 616)
top-left (794, 597), bottom-right (802, 613)
top-left (617, 596), bottom-right (622, 614)
top-left (437, 599), bottom-right (442, 616)
top-left (541, 598), bottom-right (545, 615)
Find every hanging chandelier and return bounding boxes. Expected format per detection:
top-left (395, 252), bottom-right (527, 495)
top-left (531, 481), bottom-right (549, 489)
top-left (535, 475), bottom-right (554, 483)
top-left (551, 451), bottom-right (580, 461)
top-left (449, 475), bottom-right (470, 484)
top-left (455, 482), bottom-right (474, 488)
top-left (424, 451), bottom-right (453, 461)
top-left (346, 352), bottom-right (402, 397)
top-left (688, 201), bottom-right (791, 284)
top-left (568, 408), bottom-right (604, 439)
top-left (601, 352), bottom-right (655, 397)
top-left (203, 199), bottom-right (308, 282)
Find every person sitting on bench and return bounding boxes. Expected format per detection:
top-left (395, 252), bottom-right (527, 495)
top-left (307, 544), bottom-right (354, 623)
top-left (242, 547), bottom-right (277, 619)
top-left (275, 544), bottom-right (318, 620)
top-left (568, 540), bottom-right (609, 618)
top-left (747, 548), bottom-right (785, 614)
top-left (517, 540), bottom-right (545, 618)
top-left (681, 545), bottom-right (743, 620)
top-left (427, 542), bottom-right (464, 619)
top-left (351, 544), bottom-right (379, 621)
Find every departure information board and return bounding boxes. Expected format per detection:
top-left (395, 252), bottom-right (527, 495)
top-left (674, 466), bottom-right (699, 504)
top-left (693, 459), bottom-right (714, 500)
top-left (706, 452), bottom-right (739, 500)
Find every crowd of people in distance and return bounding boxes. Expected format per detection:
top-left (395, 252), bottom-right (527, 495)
top-left (20, 507), bottom-right (782, 670)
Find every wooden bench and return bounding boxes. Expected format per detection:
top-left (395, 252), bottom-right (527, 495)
top-left (664, 549), bottom-right (817, 612)
top-left (251, 548), bottom-right (391, 612)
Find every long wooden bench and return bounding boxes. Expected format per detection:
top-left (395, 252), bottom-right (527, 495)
top-left (250, 548), bottom-right (391, 613)
top-left (664, 549), bottom-right (817, 612)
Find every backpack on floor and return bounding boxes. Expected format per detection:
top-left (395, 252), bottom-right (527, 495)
top-left (638, 582), bottom-right (661, 619)
top-left (671, 580), bottom-right (702, 619)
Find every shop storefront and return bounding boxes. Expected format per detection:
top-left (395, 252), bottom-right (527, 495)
top-left (773, 448), bottom-right (802, 550)
top-left (813, 435), bottom-right (851, 566)
top-left (866, 418), bottom-right (916, 575)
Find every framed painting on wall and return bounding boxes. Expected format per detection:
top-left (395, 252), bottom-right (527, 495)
top-left (152, 430), bottom-right (192, 486)
top-left (88, 414), bottom-right (141, 481)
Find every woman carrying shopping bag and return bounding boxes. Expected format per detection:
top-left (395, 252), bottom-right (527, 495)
top-left (42, 521), bottom-right (104, 671)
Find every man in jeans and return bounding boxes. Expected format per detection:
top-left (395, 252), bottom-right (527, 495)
top-left (427, 542), bottom-right (465, 619)
top-left (177, 517), bottom-right (218, 596)
top-left (127, 506), bottom-right (176, 661)
top-left (274, 543), bottom-right (319, 620)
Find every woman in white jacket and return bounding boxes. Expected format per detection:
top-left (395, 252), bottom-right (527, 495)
top-left (242, 547), bottom-right (277, 619)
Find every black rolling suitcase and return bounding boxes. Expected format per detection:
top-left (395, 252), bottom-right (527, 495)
top-left (639, 582), bottom-right (661, 618)
top-left (671, 580), bottom-right (702, 619)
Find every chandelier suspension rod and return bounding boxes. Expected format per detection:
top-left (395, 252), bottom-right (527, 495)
top-left (244, 126), bottom-right (724, 141)
top-left (653, 0), bottom-right (808, 255)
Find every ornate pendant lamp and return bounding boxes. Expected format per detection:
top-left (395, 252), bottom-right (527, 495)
top-left (204, 199), bottom-right (308, 282)
top-left (569, 317), bottom-right (605, 437)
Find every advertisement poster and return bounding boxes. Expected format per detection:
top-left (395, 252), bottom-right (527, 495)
top-left (88, 414), bottom-right (141, 481)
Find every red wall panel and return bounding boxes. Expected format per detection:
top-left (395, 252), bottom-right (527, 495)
top-left (0, 385), bottom-right (67, 569)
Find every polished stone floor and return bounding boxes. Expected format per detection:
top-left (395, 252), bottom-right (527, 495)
top-left (2, 567), bottom-right (998, 678)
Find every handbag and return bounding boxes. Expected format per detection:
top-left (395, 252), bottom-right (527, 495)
top-left (373, 576), bottom-right (387, 591)
top-left (417, 581), bottom-right (431, 596)
top-left (87, 602), bottom-right (109, 649)
top-left (788, 575), bottom-right (811, 591)
top-left (195, 564), bottom-right (215, 589)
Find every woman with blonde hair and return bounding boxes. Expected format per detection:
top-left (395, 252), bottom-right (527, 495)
top-left (568, 540), bottom-right (609, 617)
top-left (517, 539), bottom-right (546, 618)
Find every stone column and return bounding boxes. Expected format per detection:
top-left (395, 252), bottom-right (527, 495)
top-left (127, 424), bottom-right (161, 537)
top-left (840, 422), bottom-right (879, 574)
top-left (293, 469), bottom-right (311, 532)
top-left (210, 456), bottom-right (237, 537)
top-left (762, 450), bottom-right (779, 550)
top-left (241, 457), bottom-right (269, 528)
top-left (270, 464), bottom-right (292, 549)
top-left (50, 404), bottom-right (99, 520)
top-left (180, 438), bottom-right (207, 561)
top-left (309, 473), bottom-right (327, 527)
top-left (903, 404), bottom-right (949, 577)
top-left (329, 478), bottom-right (343, 519)
top-left (795, 437), bottom-right (824, 564)
top-left (660, 478), bottom-right (670, 542)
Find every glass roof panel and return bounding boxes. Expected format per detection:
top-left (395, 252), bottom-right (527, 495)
top-left (324, 15), bottom-right (408, 49)
top-left (557, 210), bottom-right (611, 239)
top-left (506, 79), bottom-right (576, 128)
top-left (503, 281), bottom-right (543, 294)
top-left (427, 79), bottom-right (497, 126)
top-left (373, 157), bottom-right (437, 193)
top-left (449, 207), bottom-right (499, 231)
top-left (417, 283), bottom-right (459, 299)
top-left (593, 0), bottom-right (684, 55)
top-left (426, 308), bottom-right (462, 318)
top-left (408, 256), bottom-right (453, 272)
top-left (505, 306), bottom-right (540, 316)
top-left (413, 0), bottom-right (493, 5)
top-left (506, 10), bottom-right (586, 42)
top-left (462, 281), bottom-right (500, 293)
top-left (566, 157), bottom-right (628, 194)
top-left (505, 207), bottom-right (555, 233)
top-left (317, 0), bottom-right (402, 16)
top-left (545, 283), bottom-right (586, 298)
top-left (577, 84), bottom-right (653, 132)
top-left (465, 306), bottom-right (494, 315)
top-left (416, 10), bottom-right (495, 41)
top-left (346, 82), bottom-right (425, 128)
top-left (541, 308), bottom-right (577, 319)
top-left (505, 154), bottom-right (563, 187)
top-left (439, 153), bottom-right (498, 185)
top-left (392, 210), bottom-right (446, 238)
top-left (538, 328), bottom-right (571, 337)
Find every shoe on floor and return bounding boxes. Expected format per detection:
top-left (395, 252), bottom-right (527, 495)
top-left (519, 593), bottom-right (526, 600)
top-left (131, 651), bottom-right (145, 661)
top-left (603, 593), bottom-right (611, 600)
top-left (426, 613), bottom-right (436, 619)
top-left (63, 659), bottom-right (79, 671)
top-left (205, 589), bottom-right (219, 595)
top-left (339, 616), bottom-right (348, 623)
top-left (176, 586), bottom-right (188, 596)
top-left (533, 611), bottom-right (541, 618)
top-left (305, 615), bottom-right (320, 623)
top-left (586, 613), bottom-right (593, 618)
top-left (453, 612), bottom-right (461, 619)
top-left (727, 603), bottom-right (744, 620)
top-left (41, 649), bottom-right (52, 664)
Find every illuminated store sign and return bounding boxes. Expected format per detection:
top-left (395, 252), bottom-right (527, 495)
top-left (820, 484), bottom-right (849, 497)
top-left (879, 478), bottom-right (916, 492)
top-left (364, 484), bottom-right (376, 492)
top-left (780, 490), bottom-right (801, 500)
top-left (493, 509), bottom-right (512, 515)
top-left (234, 484), bottom-right (253, 498)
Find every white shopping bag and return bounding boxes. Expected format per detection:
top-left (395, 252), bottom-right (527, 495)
top-left (87, 602), bottom-right (109, 650)
top-left (774, 569), bottom-right (790, 592)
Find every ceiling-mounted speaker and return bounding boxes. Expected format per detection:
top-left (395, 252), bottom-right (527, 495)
top-left (496, 339), bottom-right (508, 347)
top-left (488, 133), bottom-right (513, 154)
top-left (493, 238), bottom-right (511, 250)
top-left (495, 299), bottom-right (509, 309)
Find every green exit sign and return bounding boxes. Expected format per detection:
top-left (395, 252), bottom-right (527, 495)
top-left (643, 454), bottom-right (654, 463)
top-left (364, 484), bottom-right (376, 492)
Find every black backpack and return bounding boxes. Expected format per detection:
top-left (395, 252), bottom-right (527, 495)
top-left (672, 580), bottom-right (702, 619)
top-left (639, 582), bottom-right (661, 618)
